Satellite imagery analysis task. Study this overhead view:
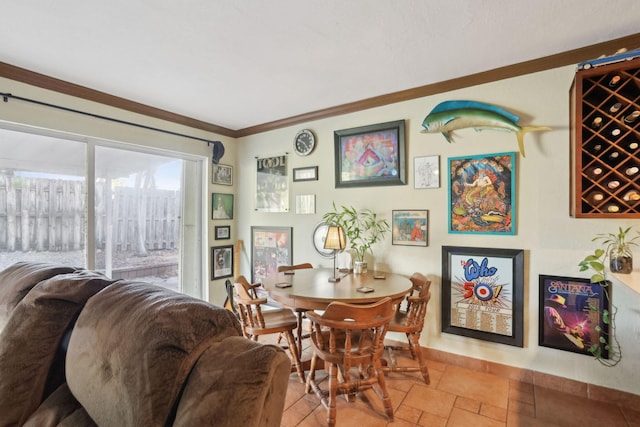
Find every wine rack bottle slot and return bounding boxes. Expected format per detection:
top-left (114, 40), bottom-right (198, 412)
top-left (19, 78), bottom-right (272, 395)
top-left (571, 58), bottom-right (640, 218)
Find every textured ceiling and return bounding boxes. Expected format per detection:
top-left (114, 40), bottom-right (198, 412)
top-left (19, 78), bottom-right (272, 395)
top-left (2, 1), bottom-right (640, 132)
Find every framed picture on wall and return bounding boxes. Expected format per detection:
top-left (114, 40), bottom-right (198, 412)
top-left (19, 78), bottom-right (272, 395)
top-left (538, 275), bottom-right (610, 358)
top-left (392, 210), bottom-right (428, 246)
top-left (441, 246), bottom-right (524, 347)
top-left (212, 163), bottom-right (233, 185)
top-left (211, 245), bottom-right (233, 280)
top-left (251, 226), bottom-right (292, 283)
top-left (333, 120), bottom-right (406, 188)
top-left (212, 193), bottom-right (234, 220)
top-left (448, 152), bottom-right (516, 235)
top-left (414, 155), bottom-right (440, 189)
top-left (215, 225), bottom-right (230, 240)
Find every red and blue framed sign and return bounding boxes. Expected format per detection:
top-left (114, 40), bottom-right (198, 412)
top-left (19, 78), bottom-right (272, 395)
top-left (442, 246), bottom-right (524, 347)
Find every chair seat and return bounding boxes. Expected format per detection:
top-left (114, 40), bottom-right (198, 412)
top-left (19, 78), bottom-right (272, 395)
top-left (256, 309), bottom-right (298, 329)
top-left (388, 311), bottom-right (417, 333)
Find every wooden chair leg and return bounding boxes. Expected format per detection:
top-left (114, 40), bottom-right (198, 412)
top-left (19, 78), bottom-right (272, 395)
top-left (408, 333), bottom-right (430, 384)
top-left (373, 359), bottom-right (394, 421)
top-left (328, 362), bottom-right (338, 427)
top-left (284, 330), bottom-right (305, 383)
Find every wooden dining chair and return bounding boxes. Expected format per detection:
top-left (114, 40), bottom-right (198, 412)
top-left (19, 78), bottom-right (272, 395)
top-left (383, 272), bottom-right (432, 384)
top-left (233, 275), bottom-right (305, 383)
top-left (305, 297), bottom-right (395, 427)
top-left (277, 263), bottom-right (313, 355)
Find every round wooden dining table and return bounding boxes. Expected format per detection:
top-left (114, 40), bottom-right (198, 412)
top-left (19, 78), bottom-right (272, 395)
top-left (262, 268), bottom-right (413, 311)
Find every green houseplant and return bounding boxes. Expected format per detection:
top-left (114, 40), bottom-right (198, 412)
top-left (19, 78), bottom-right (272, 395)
top-left (322, 203), bottom-right (390, 273)
top-left (576, 226), bottom-right (638, 367)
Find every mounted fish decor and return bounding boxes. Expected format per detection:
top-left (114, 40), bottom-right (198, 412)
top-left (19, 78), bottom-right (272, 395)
top-left (421, 100), bottom-right (551, 157)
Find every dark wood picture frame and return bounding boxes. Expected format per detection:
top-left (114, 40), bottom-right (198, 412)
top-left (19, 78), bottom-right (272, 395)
top-left (211, 245), bottom-right (233, 280)
top-left (212, 192), bottom-right (234, 220)
top-left (333, 119), bottom-right (406, 188)
top-left (442, 246), bottom-right (524, 347)
top-left (538, 275), bottom-right (610, 358)
top-left (215, 225), bottom-right (230, 240)
top-left (293, 166), bottom-right (318, 182)
top-left (391, 210), bottom-right (428, 246)
top-left (212, 163), bottom-right (233, 185)
top-left (251, 226), bottom-right (293, 284)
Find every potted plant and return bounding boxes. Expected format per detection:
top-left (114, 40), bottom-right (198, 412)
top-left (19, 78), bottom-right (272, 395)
top-left (590, 226), bottom-right (639, 274)
top-left (322, 203), bottom-right (390, 274)
top-left (575, 226), bottom-right (639, 367)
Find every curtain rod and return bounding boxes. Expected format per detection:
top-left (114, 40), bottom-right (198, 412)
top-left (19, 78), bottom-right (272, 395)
top-left (1, 92), bottom-right (218, 147)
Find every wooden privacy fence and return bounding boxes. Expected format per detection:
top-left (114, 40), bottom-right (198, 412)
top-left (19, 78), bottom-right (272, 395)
top-left (0, 175), bottom-right (180, 252)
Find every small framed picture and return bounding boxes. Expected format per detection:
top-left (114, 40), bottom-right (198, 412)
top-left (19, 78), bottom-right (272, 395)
top-left (212, 164), bottom-right (233, 185)
top-left (215, 225), bottom-right (230, 240)
top-left (211, 245), bottom-right (233, 280)
top-left (212, 193), bottom-right (234, 220)
top-left (295, 194), bottom-right (316, 214)
top-left (414, 155), bottom-right (440, 189)
top-left (293, 166), bottom-right (318, 182)
top-left (392, 210), bottom-right (428, 246)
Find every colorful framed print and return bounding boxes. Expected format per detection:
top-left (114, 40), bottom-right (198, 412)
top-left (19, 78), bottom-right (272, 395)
top-left (392, 210), bottom-right (428, 246)
top-left (215, 225), bottom-right (230, 240)
top-left (251, 226), bottom-right (292, 283)
top-left (539, 275), bottom-right (610, 358)
top-left (212, 163), bottom-right (233, 185)
top-left (442, 246), bottom-right (524, 347)
top-left (211, 245), bottom-right (233, 280)
top-left (212, 193), bottom-right (234, 220)
top-left (448, 152), bottom-right (516, 235)
top-left (414, 155), bottom-right (440, 189)
top-left (333, 120), bottom-right (406, 188)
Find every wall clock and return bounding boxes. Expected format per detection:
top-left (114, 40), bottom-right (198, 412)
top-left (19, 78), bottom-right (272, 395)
top-left (294, 129), bottom-right (316, 156)
top-left (312, 222), bottom-right (334, 258)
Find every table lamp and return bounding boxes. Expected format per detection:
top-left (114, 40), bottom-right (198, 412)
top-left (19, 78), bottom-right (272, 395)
top-left (324, 225), bottom-right (346, 282)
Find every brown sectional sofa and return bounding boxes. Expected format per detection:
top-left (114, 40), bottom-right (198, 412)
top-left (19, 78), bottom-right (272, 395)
top-left (0, 262), bottom-right (291, 426)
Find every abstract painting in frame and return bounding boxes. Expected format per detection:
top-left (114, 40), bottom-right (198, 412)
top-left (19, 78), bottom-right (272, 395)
top-left (251, 226), bottom-right (292, 284)
top-left (448, 152), bottom-right (516, 235)
top-left (392, 210), bottom-right (428, 246)
top-left (442, 246), bottom-right (524, 347)
top-left (333, 119), bottom-right (406, 188)
top-left (539, 275), bottom-right (610, 358)
top-left (211, 245), bottom-right (233, 280)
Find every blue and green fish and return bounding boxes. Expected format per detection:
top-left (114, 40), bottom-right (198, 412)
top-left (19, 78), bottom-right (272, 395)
top-left (421, 100), bottom-right (551, 157)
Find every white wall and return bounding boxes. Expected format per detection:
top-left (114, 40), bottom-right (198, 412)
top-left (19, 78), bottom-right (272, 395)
top-left (235, 65), bottom-right (640, 395)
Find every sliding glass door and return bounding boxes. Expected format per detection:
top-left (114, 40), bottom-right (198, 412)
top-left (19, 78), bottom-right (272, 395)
top-left (0, 125), bottom-right (205, 299)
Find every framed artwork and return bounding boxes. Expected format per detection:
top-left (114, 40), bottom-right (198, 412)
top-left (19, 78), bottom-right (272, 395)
top-left (256, 155), bottom-right (289, 212)
top-left (295, 194), bottom-right (316, 214)
top-left (539, 275), bottom-right (610, 358)
top-left (442, 246), bottom-right (524, 347)
top-left (392, 210), bottom-right (428, 246)
top-left (215, 225), bottom-right (230, 240)
top-left (212, 163), bottom-right (233, 185)
top-left (251, 226), bottom-right (292, 283)
top-left (333, 119), bottom-right (406, 188)
top-left (414, 155), bottom-right (440, 189)
top-left (293, 166), bottom-right (318, 182)
top-left (211, 245), bottom-right (233, 280)
top-left (212, 193), bottom-right (234, 220)
top-left (448, 152), bottom-right (516, 235)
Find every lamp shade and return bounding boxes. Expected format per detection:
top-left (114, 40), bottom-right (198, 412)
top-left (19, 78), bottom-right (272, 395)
top-left (324, 225), bottom-right (346, 251)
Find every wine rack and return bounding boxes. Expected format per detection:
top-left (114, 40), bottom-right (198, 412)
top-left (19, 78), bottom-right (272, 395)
top-left (570, 57), bottom-right (640, 218)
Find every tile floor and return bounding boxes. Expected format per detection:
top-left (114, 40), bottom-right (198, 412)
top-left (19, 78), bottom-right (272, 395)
top-left (274, 338), bottom-right (640, 427)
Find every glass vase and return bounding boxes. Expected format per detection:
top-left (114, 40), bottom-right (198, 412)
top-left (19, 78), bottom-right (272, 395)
top-left (609, 245), bottom-right (633, 274)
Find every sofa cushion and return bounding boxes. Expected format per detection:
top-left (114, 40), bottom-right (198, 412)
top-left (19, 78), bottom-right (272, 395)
top-left (66, 281), bottom-right (242, 427)
top-left (174, 336), bottom-right (291, 427)
top-left (0, 269), bottom-right (114, 427)
top-left (0, 261), bottom-right (75, 331)
top-left (23, 383), bottom-right (97, 427)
